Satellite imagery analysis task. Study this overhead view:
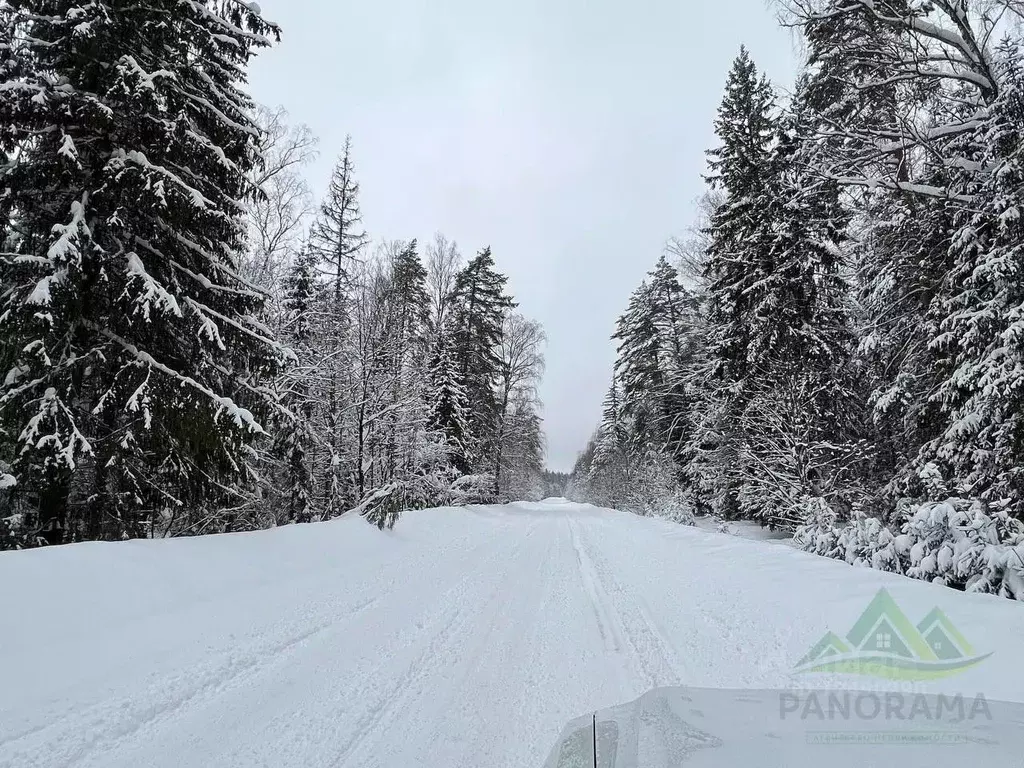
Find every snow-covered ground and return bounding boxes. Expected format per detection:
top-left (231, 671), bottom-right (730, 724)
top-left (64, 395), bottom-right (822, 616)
top-left (3, 499), bottom-right (1024, 768)
top-left (692, 514), bottom-right (795, 543)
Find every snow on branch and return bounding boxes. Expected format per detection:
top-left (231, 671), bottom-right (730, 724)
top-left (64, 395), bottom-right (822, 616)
top-left (18, 387), bottom-right (93, 470)
top-left (183, 296), bottom-right (293, 360)
top-left (125, 252), bottom-right (183, 320)
top-left (114, 149), bottom-right (215, 211)
top-left (85, 322), bottom-right (266, 435)
top-left (830, 175), bottom-right (976, 203)
top-left (157, 221), bottom-right (270, 296)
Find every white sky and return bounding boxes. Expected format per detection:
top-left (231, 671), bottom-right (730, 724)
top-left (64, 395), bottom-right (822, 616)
top-left (248, 0), bottom-right (798, 472)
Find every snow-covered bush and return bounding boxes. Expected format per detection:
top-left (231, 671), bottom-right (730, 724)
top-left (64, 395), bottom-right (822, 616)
top-left (837, 515), bottom-right (902, 572)
top-left (448, 474), bottom-right (496, 506)
top-left (792, 496), bottom-right (841, 558)
top-left (897, 499), bottom-right (1024, 599)
top-left (622, 455), bottom-right (695, 525)
top-left (795, 495), bottom-right (1024, 601)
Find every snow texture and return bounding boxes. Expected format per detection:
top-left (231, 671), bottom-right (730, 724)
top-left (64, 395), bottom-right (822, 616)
top-left (2, 499), bottom-right (1024, 768)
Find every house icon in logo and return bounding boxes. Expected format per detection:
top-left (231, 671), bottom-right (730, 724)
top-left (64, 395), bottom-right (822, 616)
top-left (794, 588), bottom-right (991, 680)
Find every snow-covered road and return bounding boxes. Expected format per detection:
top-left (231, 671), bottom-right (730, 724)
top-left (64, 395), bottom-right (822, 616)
top-left (3, 499), bottom-right (1024, 768)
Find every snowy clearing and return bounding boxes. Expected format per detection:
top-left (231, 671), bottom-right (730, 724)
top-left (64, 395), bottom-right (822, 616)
top-left (3, 499), bottom-right (1024, 768)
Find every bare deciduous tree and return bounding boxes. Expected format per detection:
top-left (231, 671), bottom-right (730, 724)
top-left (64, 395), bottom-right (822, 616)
top-left (243, 105), bottom-right (318, 311)
top-left (425, 233), bottom-right (462, 335)
top-left (779, 0), bottom-right (1003, 200)
top-left (493, 313), bottom-right (546, 498)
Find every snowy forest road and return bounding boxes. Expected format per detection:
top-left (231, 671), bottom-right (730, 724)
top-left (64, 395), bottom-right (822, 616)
top-left (4, 500), bottom-right (1024, 768)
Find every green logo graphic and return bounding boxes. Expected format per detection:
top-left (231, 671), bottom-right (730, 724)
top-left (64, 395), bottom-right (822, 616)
top-left (794, 588), bottom-right (991, 680)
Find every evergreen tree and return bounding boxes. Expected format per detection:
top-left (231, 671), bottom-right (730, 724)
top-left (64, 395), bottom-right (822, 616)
top-left (734, 78), bottom-right (865, 525)
top-left (379, 240), bottom-right (431, 489)
top-left (426, 332), bottom-right (473, 476)
top-left (276, 247), bottom-right (321, 524)
top-left (309, 137), bottom-right (368, 296)
top-left (588, 381), bottom-right (631, 507)
top-left (449, 247), bottom-right (515, 473)
top-left (613, 281), bottom-right (664, 457)
top-left (702, 47), bottom-right (778, 387)
top-left (0, 0), bottom-right (284, 542)
top-left (306, 137), bottom-right (368, 512)
top-left (931, 42), bottom-right (1024, 516)
top-left (751, 81), bottom-right (852, 376)
top-left (699, 47), bottom-right (778, 517)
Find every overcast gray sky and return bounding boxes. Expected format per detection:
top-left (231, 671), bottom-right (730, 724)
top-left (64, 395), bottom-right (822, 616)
top-left (248, 0), bottom-right (798, 473)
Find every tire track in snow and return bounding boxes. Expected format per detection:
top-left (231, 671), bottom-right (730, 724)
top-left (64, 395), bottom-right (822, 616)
top-left (3, 597), bottom-right (381, 768)
top-left (330, 519), bottom-right (547, 767)
top-left (568, 517), bottom-right (624, 655)
top-left (24, 515), bottom-right (530, 768)
top-left (570, 516), bottom-right (687, 690)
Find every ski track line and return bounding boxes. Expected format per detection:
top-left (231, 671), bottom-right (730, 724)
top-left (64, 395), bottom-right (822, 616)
top-left (582, 514), bottom-right (800, 690)
top-left (569, 515), bottom-right (667, 696)
top-left (0, 534), bottom-right (431, 751)
top-left (568, 516), bottom-right (624, 655)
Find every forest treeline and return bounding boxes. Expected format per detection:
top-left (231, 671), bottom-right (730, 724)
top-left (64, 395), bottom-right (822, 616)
top-left (569, 1), bottom-right (1024, 599)
top-left (0, 2), bottom-right (546, 548)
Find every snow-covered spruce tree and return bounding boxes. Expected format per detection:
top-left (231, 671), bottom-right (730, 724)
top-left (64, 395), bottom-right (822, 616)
top-left (612, 280), bottom-right (663, 459)
top-left (788, 0), bottom-right (1003, 511)
top-left (930, 42), bottom-right (1024, 517)
top-left (698, 46), bottom-right (778, 519)
top-left (376, 240), bottom-right (433, 511)
top-left (347, 240), bottom-right (448, 528)
top-left (306, 136), bottom-right (368, 514)
top-left (735, 77), bottom-right (867, 527)
top-left (426, 329), bottom-right (473, 478)
top-left (584, 381), bottom-right (631, 507)
top-left (611, 258), bottom-right (702, 477)
top-left (449, 247), bottom-right (515, 481)
top-left (0, 0), bottom-right (286, 544)
top-left (274, 246), bottom-right (322, 525)
top-left (580, 258), bottom-right (705, 518)
top-left (640, 256), bottom-right (703, 472)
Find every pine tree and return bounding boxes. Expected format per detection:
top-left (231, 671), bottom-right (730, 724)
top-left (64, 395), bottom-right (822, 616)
top-left (309, 137), bottom-right (368, 297)
top-left (588, 381), bottom-right (631, 507)
top-left (0, 0), bottom-right (284, 543)
top-left (276, 247), bottom-right (321, 524)
top-left (750, 80), bottom-right (852, 376)
top-left (733, 77), bottom-right (866, 525)
top-left (642, 256), bottom-right (701, 462)
top-left (702, 47), bottom-right (778, 387)
top-left (613, 281), bottom-right (662, 456)
top-left (380, 240), bottom-right (431, 490)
